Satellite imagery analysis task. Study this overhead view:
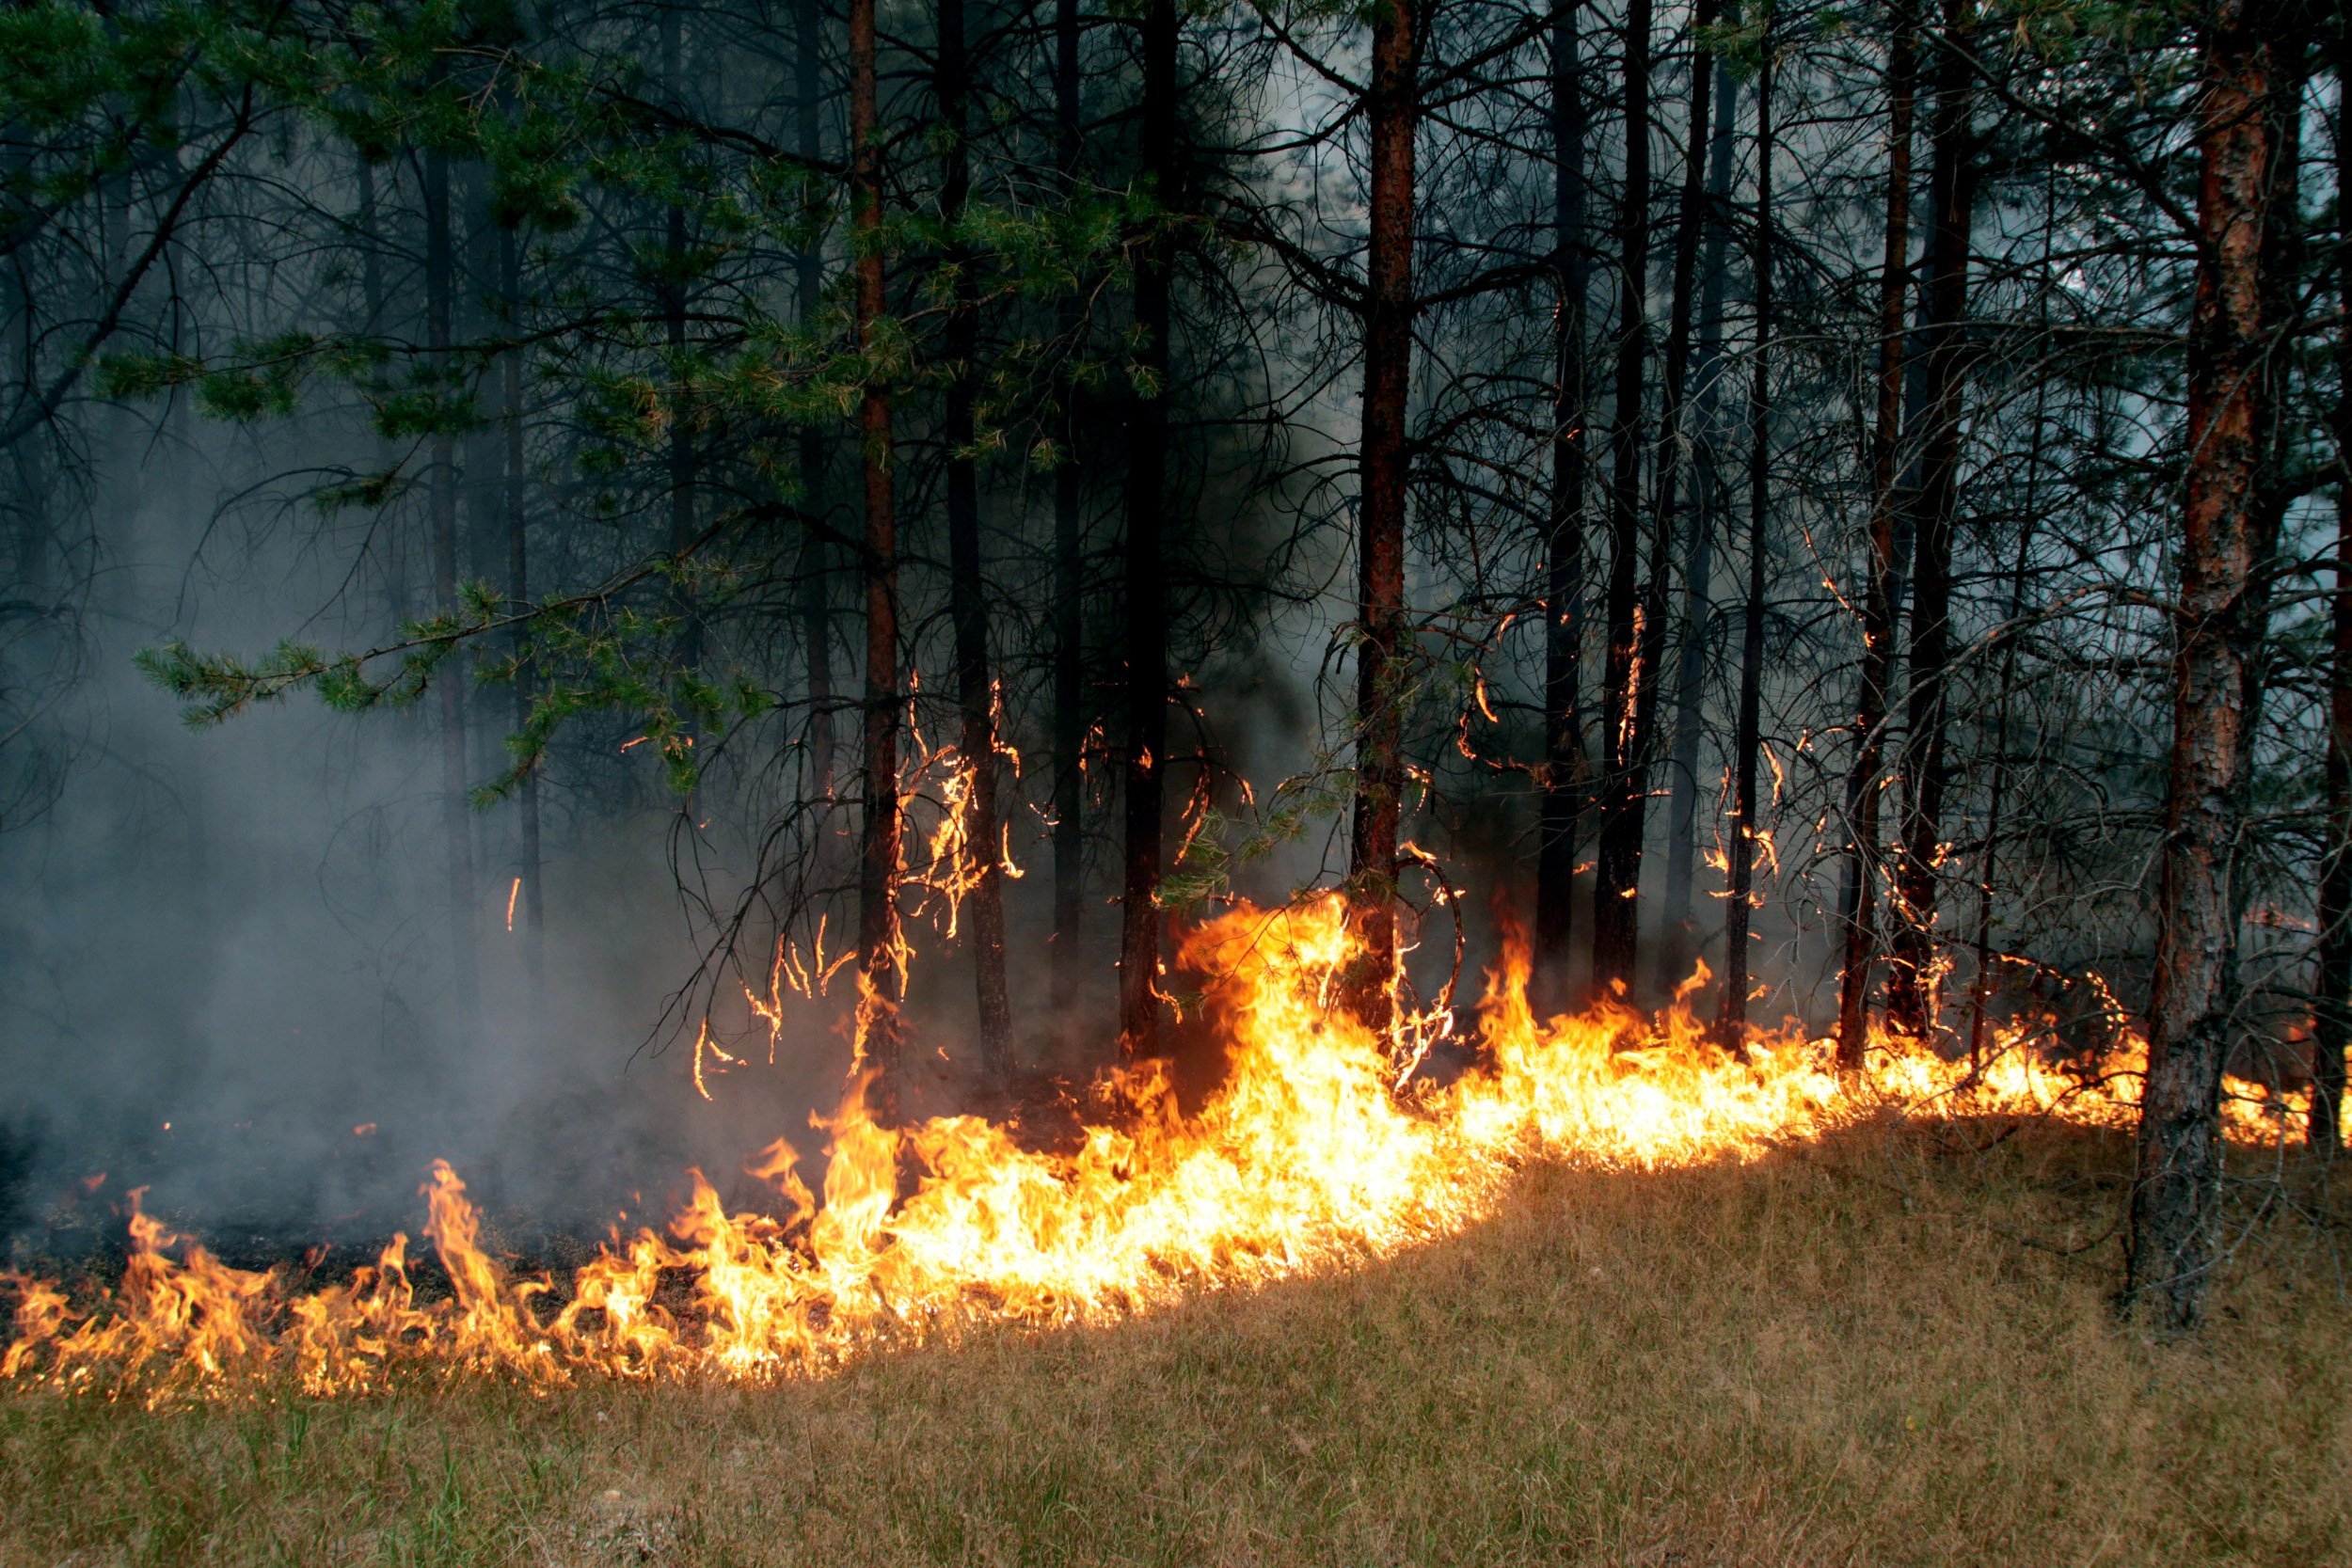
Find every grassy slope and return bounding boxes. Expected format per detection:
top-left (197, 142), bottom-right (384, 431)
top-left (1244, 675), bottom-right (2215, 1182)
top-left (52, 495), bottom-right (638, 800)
top-left (4, 1123), bottom-right (2346, 1567)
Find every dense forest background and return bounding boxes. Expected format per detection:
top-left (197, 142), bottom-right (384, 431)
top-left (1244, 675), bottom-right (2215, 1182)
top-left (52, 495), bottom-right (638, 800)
top-left (0, 0), bottom-right (2334, 1327)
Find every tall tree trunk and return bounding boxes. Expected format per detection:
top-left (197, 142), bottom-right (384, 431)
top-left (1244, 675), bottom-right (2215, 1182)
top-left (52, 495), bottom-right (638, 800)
top-left (1716, 9), bottom-right (1770, 1049)
top-left (1835, 0), bottom-right (1919, 1069)
top-left (2313, 30), bottom-right (2350, 1158)
top-left (1051, 0), bottom-right (1087, 1008)
top-left (850, 0), bottom-right (904, 1116)
top-left (1343, 0), bottom-right (1419, 1035)
top-left (1655, 53), bottom-right (1740, 995)
top-left (2129, 0), bottom-right (2301, 1329)
top-left (662, 8), bottom-right (701, 673)
top-left (501, 223), bottom-right (543, 991)
top-left (423, 140), bottom-right (479, 1027)
top-left (1534, 0), bottom-right (1593, 1015)
top-left (1589, 0), bottom-right (1655, 996)
top-left (1965, 160), bottom-right (2060, 1071)
top-left (1885, 0), bottom-right (1976, 1037)
top-left (796, 0), bottom-right (834, 799)
top-left (358, 156), bottom-right (411, 625)
top-left (1622, 0), bottom-right (1715, 1005)
top-left (1117, 0), bottom-right (1176, 1057)
top-left (939, 0), bottom-right (1013, 1081)
top-left (1966, 465), bottom-right (2039, 1073)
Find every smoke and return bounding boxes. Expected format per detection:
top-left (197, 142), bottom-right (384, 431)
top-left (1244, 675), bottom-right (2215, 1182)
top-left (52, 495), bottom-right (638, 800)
top-left (0, 417), bottom-right (816, 1262)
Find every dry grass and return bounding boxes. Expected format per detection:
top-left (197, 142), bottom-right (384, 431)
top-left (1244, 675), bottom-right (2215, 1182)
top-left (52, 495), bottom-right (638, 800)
top-left (4, 1121), bottom-right (2348, 1568)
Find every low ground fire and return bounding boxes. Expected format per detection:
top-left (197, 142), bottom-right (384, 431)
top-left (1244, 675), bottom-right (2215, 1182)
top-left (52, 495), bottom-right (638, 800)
top-left (0, 897), bottom-right (2296, 1404)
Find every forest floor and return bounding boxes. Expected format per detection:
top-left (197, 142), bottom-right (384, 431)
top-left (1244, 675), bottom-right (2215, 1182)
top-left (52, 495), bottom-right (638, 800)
top-left (3, 1119), bottom-right (2348, 1568)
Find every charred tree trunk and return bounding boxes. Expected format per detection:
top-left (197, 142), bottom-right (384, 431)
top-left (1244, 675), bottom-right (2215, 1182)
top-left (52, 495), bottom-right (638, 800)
top-left (1716, 11), bottom-right (1770, 1049)
top-left (1622, 0), bottom-right (1715, 1005)
top-left (850, 0), bottom-right (904, 1115)
top-left (1342, 0), bottom-right (1419, 1035)
top-left (2127, 0), bottom-right (2301, 1330)
top-left (797, 0), bottom-right (834, 800)
top-left (939, 0), bottom-right (1013, 1081)
top-left (2314, 31), bottom-right (2350, 1158)
top-left (423, 140), bottom-right (479, 1027)
top-left (1835, 0), bottom-right (1918, 1070)
top-left (1589, 0), bottom-right (1654, 997)
top-left (501, 223), bottom-right (543, 990)
top-left (1117, 0), bottom-right (1176, 1057)
top-left (1654, 54), bottom-right (1740, 994)
top-left (1885, 0), bottom-right (1976, 1038)
top-left (1534, 0), bottom-right (1593, 1015)
top-left (1051, 0), bottom-right (1087, 1009)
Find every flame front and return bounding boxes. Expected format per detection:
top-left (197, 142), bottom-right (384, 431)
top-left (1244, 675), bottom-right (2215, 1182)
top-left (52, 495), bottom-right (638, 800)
top-left (0, 897), bottom-right (2296, 1402)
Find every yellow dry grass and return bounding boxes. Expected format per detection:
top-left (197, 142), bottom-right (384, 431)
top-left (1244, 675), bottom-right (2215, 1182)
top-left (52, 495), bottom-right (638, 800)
top-left (3, 1120), bottom-right (2346, 1567)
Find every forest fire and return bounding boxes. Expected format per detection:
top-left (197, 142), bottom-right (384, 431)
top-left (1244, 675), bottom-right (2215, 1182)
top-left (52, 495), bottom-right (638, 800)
top-left (0, 898), bottom-right (2299, 1405)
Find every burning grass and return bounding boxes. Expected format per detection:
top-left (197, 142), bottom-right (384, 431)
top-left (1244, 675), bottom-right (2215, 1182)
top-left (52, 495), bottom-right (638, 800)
top-left (5, 895), bottom-right (2345, 1561)
top-left (2, 1123), bottom-right (2346, 1567)
top-left (0, 898), bottom-right (2312, 1400)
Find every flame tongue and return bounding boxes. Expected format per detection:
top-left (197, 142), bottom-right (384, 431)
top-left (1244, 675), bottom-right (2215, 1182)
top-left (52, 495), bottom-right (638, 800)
top-left (0, 896), bottom-right (2275, 1400)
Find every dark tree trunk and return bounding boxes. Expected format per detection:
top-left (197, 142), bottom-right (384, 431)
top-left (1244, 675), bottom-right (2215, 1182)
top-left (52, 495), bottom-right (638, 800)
top-left (1835, 0), bottom-right (1919, 1069)
top-left (1118, 0), bottom-right (1176, 1057)
top-left (423, 140), bottom-right (479, 1026)
top-left (2314, 32), bottom-right (2351, 1157)
top-left (1654, 54), bottom-right (1740, 995)
top-left (1885, 0), bottom-right (1976, 1038)
top-left (1716, 11), bottom-right (1770, 1049)
top-left (1964, 160), bottom-right (2060, 1070)
top-left (1620, 0), bottom-right (1715, 1006)
top-left (1343, 0), bottom-right (1419, 1035)
top-left (1589, 0), bottom-right (1654, 996)
top-left (797, 0), bottom-right (834, 799)
top-left (850, 0), bottom-right (904, 1116)
top-left (1534, 0), bottom-right (1593, 1015)
top-left (662, 8), bottom-right (701, 673)
top-left (1051, 0), bottom-right (1086, 1009)
top-left (357, 156), bottom-right (411, 624)
top-left (939, 0), bottom-right (1013, 1081)
top-left (501, 223), bottom-right (543, 991)
top-left (2127, 0), bottom-right (2300, 1331)
top-left (1967, 452), bottom-right (2039, 1072)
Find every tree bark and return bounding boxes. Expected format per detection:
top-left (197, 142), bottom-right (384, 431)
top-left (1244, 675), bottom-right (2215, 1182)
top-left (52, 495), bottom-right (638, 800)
top-left (1589, 0), bottom-right (1655, 996)
top-left (1342, 0), bottom-right (1419, 1035)
top-left (423, 139), bottom-right (479, 1027)
top-left (1654, 53), bottom-right (1740, 996)
top-left (1966, 456), bottom-right (2039, 1072)
top-left (1884, 0), bottom-right (1976, 1038)
top-left (662, 8), bottom-right (701, 673)
top-left (1534, 0), bottom-right (1593, 1016)
top-left (1118, 0), bottom-right (1177, 1057)
top-left (850, 0), bottom-right (904, 1116)
top-left (796, 0), bottom-right (834, 800)
top-left (2127, 0), bottom-right (2300, 1331)
top-left (501, 223), bottom-right (543, 992)
top-left (1835, 0), bottom-right (1918, 1069)
top-left (2314, 31), bottom-right (2350, 1157)
top-left (1716, 10), bottom-right (1770, 1049)
top-left (1619, 0), bottom-right (1715, 1006)
top-left (939, 0), bottom-right (1013, 1081)
top-left (1050, 0), bottom-right (1087, 1009)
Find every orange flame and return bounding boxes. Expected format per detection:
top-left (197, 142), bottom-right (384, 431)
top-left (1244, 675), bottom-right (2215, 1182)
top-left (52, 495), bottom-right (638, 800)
top-left (0, 896), bottom-right (2296, 1402)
